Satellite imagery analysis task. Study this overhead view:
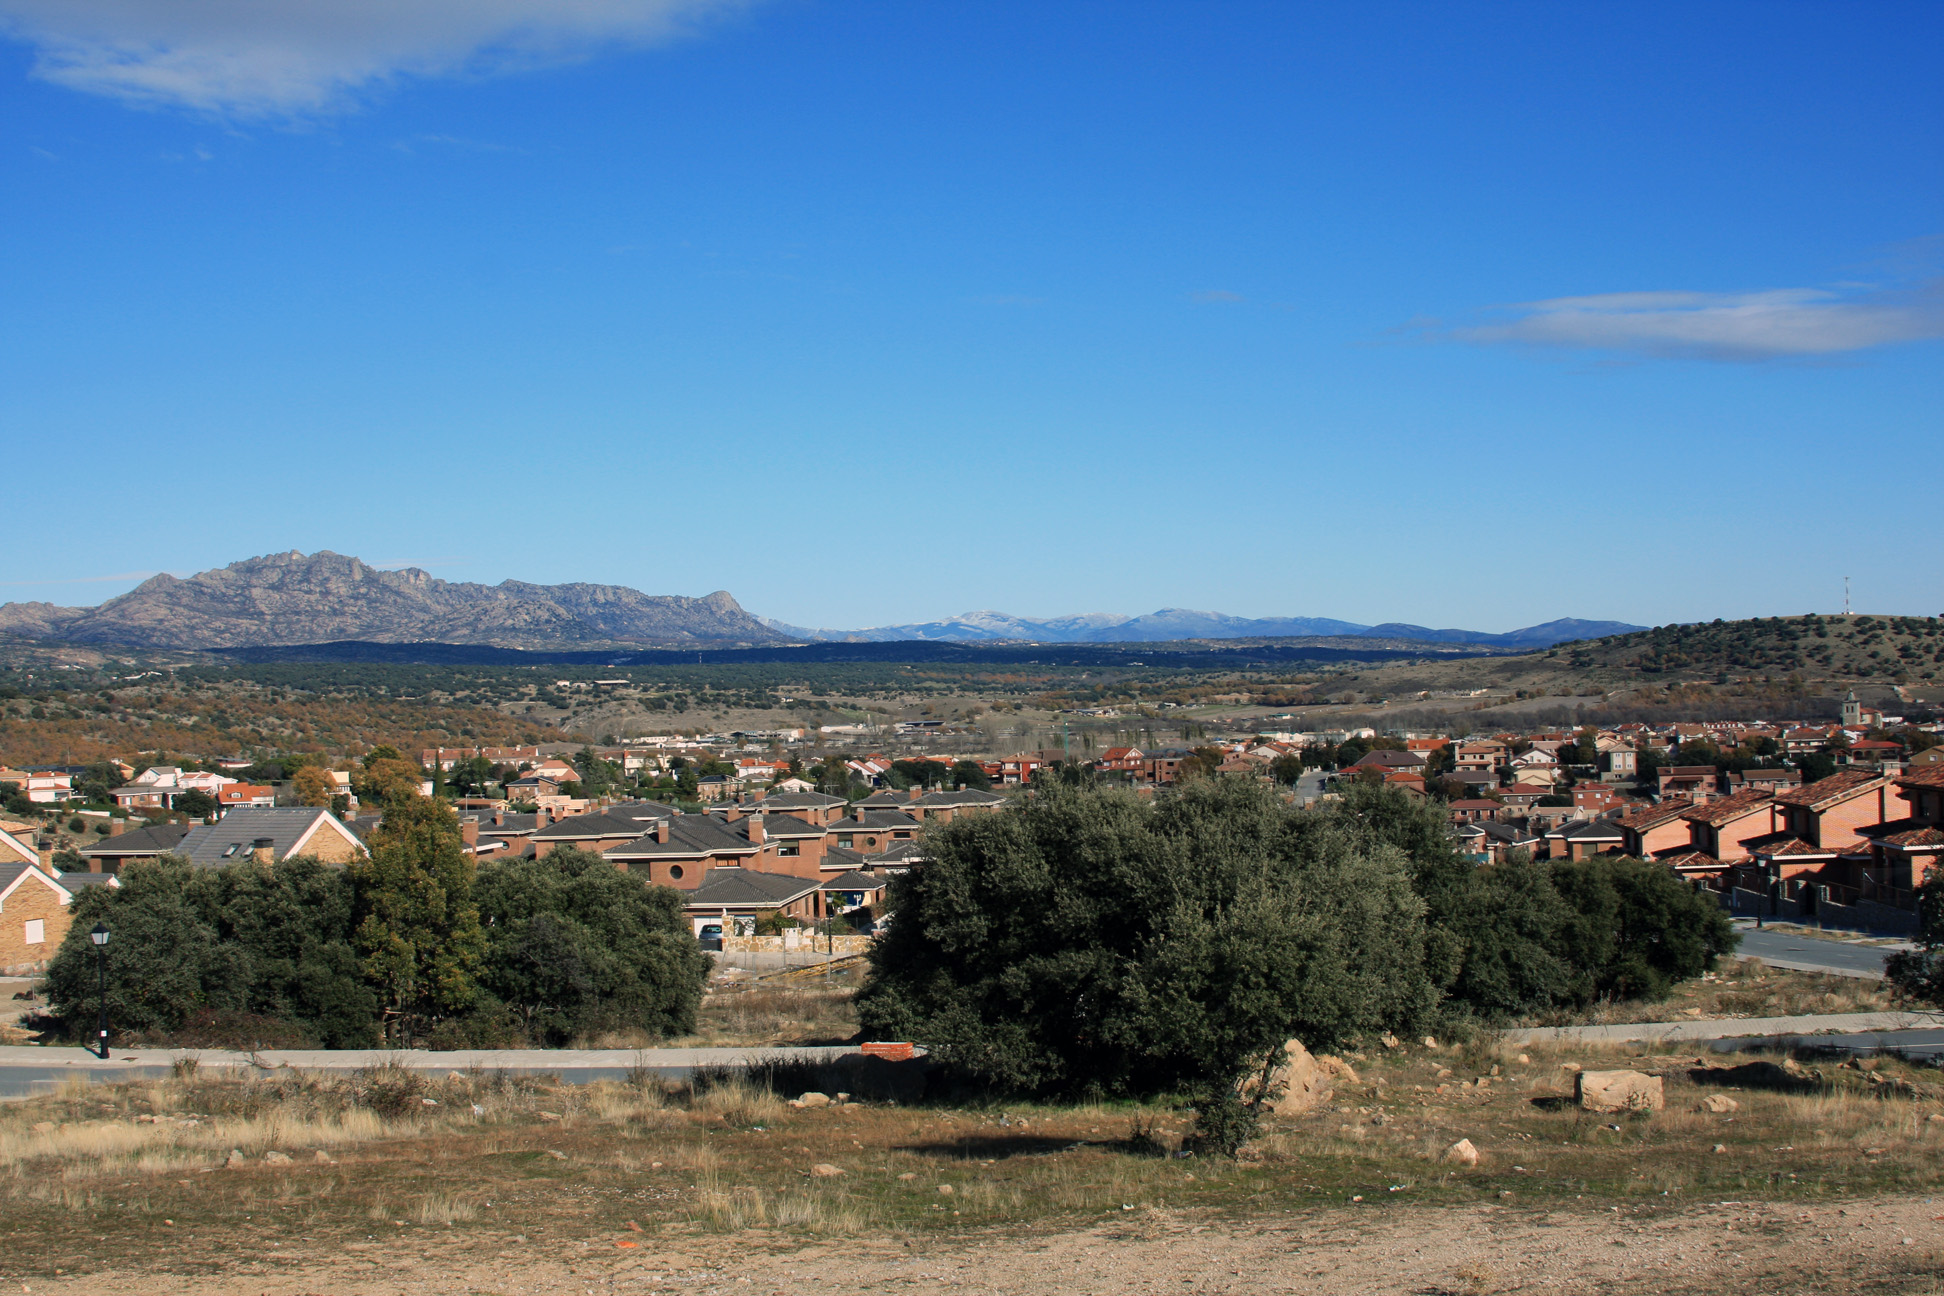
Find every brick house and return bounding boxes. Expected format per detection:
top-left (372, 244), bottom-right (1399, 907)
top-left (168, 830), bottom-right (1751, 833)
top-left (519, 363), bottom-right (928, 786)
top-left (1613, 801), bottom-right (1692, 859)
top-left (173, 807), bottom-right (367, 866)
top-left (74, 821), bottom-right (193, 874)
top-left (1771, 770), bottom-right (1897, 853)
top-left (1678, 788), bottom-right (1778, 862)
top-left (217, 784), bottom-right (277, 811)
top-left (0, 864), bottom-right (75, 975)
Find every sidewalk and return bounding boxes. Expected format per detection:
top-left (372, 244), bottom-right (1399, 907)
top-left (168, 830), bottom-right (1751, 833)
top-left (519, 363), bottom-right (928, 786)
top-left (1503, 1008), bottom-right (1944, 1047)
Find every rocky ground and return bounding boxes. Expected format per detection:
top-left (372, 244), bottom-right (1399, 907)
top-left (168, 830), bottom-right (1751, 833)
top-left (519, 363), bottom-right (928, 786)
top-left (39, 1194), bottom-right (1944, 1295)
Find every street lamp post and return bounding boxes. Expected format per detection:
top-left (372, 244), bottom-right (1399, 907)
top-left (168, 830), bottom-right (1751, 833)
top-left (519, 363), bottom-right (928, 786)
top-left (90, 924), bottom-right (110, 1059)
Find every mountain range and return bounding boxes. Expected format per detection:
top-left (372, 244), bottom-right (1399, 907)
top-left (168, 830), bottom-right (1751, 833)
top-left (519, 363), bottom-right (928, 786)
top-left (0, 551), bottom-right (787, 650)
top-left (756, 609), bottom-right (1645, 648)
top-left (0, 551), bottom-right (1644, 652)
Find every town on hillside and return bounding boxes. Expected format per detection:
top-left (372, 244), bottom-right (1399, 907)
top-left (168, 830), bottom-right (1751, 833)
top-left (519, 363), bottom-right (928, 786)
top-left (4, 685), bottom-right (1941, 975)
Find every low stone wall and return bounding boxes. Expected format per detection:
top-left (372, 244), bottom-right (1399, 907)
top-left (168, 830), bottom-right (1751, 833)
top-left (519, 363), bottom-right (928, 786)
top-left (721, 933), bottom-right (871, 955)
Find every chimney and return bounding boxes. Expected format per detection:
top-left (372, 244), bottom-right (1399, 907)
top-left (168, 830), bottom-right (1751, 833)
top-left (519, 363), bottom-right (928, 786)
top-left (493, 808), bottom-right (504, 826)
top-left (460, 817), bottom-right (478, 847)
top-left (656, 819), bottom-right (670, 844)
top-left (108, 819), bottom-right (126, 837)
top-left (251, 837), bottom-right (275, 865)
top-left (747, 813), bottom-right (765, 846)
top-left (36, 847), bottom-right (56, 876)
top-left (908, 787), bottom-right (921, 801)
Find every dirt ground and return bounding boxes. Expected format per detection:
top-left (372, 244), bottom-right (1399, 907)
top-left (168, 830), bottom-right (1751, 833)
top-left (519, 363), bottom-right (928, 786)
top-left (21, 1194), bottom-right (1944, 1295)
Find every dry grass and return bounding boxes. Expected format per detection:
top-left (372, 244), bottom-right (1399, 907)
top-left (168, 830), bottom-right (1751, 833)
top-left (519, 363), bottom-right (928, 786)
top-left (0, 1038), bottom-right (1937, 1281)
top-left (1521, 958), bottom-right (1894, 1027)
top-left (678, 971), bottom-right (862, 1047)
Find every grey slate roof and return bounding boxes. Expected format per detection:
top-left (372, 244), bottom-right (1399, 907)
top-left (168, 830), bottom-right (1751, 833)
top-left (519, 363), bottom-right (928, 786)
top-left (820, 870), bottom-right (888, 891)
top-left (59, 871), bottom-right (119, 890)
top-left (682, 867), bottom-right (821, 909)
top-left (721, 811), bottom-right (824, 838)
top-left (856, 791), bottom-right (919, 809)
top-left (532, 803), bottom-right (677, 841)
top-left (752, 792), bottom-right (847, 810)
top-left (912, 788), bottom-right (1007, 808)
top-left (79, 821), bottom-right (191, 858)
top-left (603, 814), bottom-right (762, 861)
top-left (833, 809), bottom-right (923, 832)
top-left (1548, 818), bottom-right (1626, 841)
top-left (173, 807), bottom-right (348, 867)
top-left (477, 813), bottom-right (544, 837)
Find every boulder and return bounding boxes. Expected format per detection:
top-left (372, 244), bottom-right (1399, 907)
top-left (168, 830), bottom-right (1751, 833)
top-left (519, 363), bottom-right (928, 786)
top-left (1316, 1055), bottom-right (1360, 1084)
top-left (810, 1163), bottom-right (843, 1176)
top-left (1575, 1070), bottom-right (1664, 1113)
top-left (796, 1092), bottom-right (832, 1109)
top-left (1444, 1138), bottom-right (1480, 1166)
top-left (263, 1150), bottom-right (293, 1165)
top-left (1237, 1040), bottom-right (1334, 1115)
top-left (1696, 1094), bottom-right (1739, 1114)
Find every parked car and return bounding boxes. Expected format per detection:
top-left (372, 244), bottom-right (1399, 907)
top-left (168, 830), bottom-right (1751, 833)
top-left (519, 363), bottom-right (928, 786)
top-left (698, 923), bottom-right (723, 951)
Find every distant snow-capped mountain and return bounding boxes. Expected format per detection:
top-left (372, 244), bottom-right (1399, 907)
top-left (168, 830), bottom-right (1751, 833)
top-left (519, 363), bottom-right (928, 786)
top-left (755, 609), bottom-right (1643, 648)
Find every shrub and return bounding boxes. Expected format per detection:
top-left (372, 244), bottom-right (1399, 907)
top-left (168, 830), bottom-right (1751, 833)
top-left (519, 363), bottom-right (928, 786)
top-left (857, 780), bottom-right (1436, 1101)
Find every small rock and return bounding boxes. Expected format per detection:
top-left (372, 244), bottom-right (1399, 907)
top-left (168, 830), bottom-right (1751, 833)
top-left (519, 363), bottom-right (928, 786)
top-left (811, 1163), bottom-right (844, 1176)
top-left (1444, 1139), bottom-right (1479, 1166)
top-left (471, 1103), bottom-right (486, 1117)
top-left (1516, 1054), bottom-right (1530, 1064)
top-left (538, 1111), bottom-right (562, 1122)
top-left (833, 1092), bottom-right (851, 1102)
top-left (1712, 1143), bottom-right (1728, 1154)
top-left (1697, 1094), bottom-right (1739, 1114)
top-left (263, 1150), bottom-right (292, 1165)
top-left (447, 1070), bottom-right (467, 1079)
top-left (937, 1184), bottom-right (955, 1195)
top-left (314, 1150), bottom-right (336, 1164)
top-left (897, 1172), bottom-right (917, 1181)
top-left (225, 1149), bottom-right (246, 1167)
top-left (1576, 1070), bottom-right (1663, 1113)
top-left (796, 1092), bottom-right (831, 1108)
top-left (420, 1097), bottom-right (440, 1107)
top-left (1422, 1036), bottom-right (1439, 1050)
top-left (135, 1114), bottom-right (156, 1124)
top-left (547, 1149), bottom-right (567, 1160)
top-left (1381, 1034), bottom-right (1400, 1050)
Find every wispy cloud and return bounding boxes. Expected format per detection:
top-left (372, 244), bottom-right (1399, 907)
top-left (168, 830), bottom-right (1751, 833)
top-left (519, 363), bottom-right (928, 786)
top-left (0, 0), bottom-right (753, 117)
top-left (0, 570), bottom-right (157, 587)
top-left (1447, 280), bottom-right (1944, 361)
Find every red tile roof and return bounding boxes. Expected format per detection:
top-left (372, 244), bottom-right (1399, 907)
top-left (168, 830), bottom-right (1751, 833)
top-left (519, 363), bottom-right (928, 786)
top-left (1774, 769), bottom-right (1889, 809)
top-left (1680, 788), bottom-right (1775, 827)
top-left (1615, 802), bottom-right (1690, 832)
top-left (1882, 827), bottom-right (1944, 848)
top-left (1895, 766), bottom-right (1944, 790)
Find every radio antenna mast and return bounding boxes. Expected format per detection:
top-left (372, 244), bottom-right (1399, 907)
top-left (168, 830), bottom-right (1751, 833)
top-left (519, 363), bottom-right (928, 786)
top-left (1844, 576), bottom-right (1850, 618)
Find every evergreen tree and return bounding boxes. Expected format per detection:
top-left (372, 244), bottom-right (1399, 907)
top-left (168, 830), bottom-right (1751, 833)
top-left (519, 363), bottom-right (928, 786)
top-left (348, 796), bottom-right (486, 1043)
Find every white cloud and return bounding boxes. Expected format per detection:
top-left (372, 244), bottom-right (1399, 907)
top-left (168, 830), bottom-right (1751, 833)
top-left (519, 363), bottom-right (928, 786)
top-left (1452, 281), bottom-right (1944, 361)
top-left (0, 0), bottom-right (750, 116)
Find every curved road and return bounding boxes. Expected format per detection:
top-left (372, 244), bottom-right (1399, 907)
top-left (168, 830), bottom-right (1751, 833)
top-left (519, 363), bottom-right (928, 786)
top-left (1733, 925), bottom-right (1910, 979)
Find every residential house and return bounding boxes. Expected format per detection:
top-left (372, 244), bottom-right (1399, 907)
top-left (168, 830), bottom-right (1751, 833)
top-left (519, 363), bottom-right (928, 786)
top-left (1908, 745), bottom-right (1944, 770)
top-left (74, 821), bottom-right (192, 874)
top-left (680, 868), bottom-right (824, 937)
top-left (1679, 789), bottom-right (1778, 862)
top-left (1447, 799), bottom-right (1501, 824)
top-left (1614, 801), bottom-right (1693, 860)
top-left (1856, 766), bottom-right (1944, 891)
top-left (0, 863), bottom-right (76, 975)
top-left (1572, 784), bottom-right (1626, 817)
top-left (1453, 742), bottom-right (1507, 773)
top-left (0, 828), bottom-right (36, 870)
top-left (1350, 750), bottom-right (1428, 775)
top-left (0, 770), bottom-right (72, 804)
top-left (1544, 818), bottom-right (1626, 861)
top-left (1657, 766), bottom-right (1719, 802)
top-left (601, 815), bottom-right (766, 888)
top-left (905, 787), bottom-right (1007, 824)
top-left (753, 791), bottom-right (850, 826)
top-left (1771, 770), bottom-right (1898, 854)
top-left (828, 809), bottom-right (922, 856)
top-left (1098, 746), bottom-right (1145, 774)
top-left (173, 807), bottom-right (367, 867)
top-left (1726, 768), bottom-right (1803, 796)
top-left (530, 803), bottom-right (680, 858)
top-left (1454, 820), bottom-right (1540, 864)
top-left (217, 784), bottom-right (277, 812)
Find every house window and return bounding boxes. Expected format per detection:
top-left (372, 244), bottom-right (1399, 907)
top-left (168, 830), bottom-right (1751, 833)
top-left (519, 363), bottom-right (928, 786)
top-left (23, 919), bottom-right (44, 945)
top-left (894, 831), bottom-right (913, 840)
top-left (669, 865), bottom-right (684, 880)
top-left (838, 835), bottom-right (853, 847)
top-left (779, 843), bottom-right (800, 856)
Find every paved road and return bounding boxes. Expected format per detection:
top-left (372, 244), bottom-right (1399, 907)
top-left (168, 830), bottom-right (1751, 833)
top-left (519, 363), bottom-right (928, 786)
top-left (1733, 925), bottom-right (1910, 979)
top-left (0, 1043), bottom-right (876, 1101)
top-left (1504, 1008), bottom-right (1944, 1048)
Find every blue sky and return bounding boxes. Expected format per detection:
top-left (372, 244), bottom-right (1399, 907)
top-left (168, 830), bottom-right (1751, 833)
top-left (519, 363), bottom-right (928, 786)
top-left (2, 1), bottom-right (1939, 633)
